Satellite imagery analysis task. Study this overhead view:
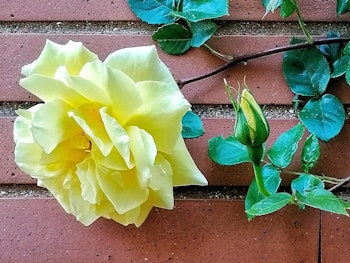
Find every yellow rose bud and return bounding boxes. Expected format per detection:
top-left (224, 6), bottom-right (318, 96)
top-left (14, 40), bottom-right (207, 227)
top-left (235, 89), bottom-right (270, 148)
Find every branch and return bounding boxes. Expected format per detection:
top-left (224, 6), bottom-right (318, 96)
top-left (329, 176), bottom-right (350, 192)
top-left (178, 37), bottom-right (350, 88)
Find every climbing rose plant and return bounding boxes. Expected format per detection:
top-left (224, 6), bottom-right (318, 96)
top-left (13, 40), bottom-right (207, 226)
top-left (128, 0), bottom-right (350, 219)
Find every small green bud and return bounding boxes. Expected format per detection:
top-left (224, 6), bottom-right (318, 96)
top-left (234, 88), bottom-right (270, 147)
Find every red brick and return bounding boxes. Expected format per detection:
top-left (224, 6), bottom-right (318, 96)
top-left (0, 117), bottom-right (35, 184)
top-left (1, 0), bottom-right (349, 22)
top-left (0, 198), bottom-right (320, 263)
top-left (0, 0), bottom-right (136, 21)
top-left (3, 116), bottom-right (350, 187)
top-left (2, 34), bottom-right (350, 104)
top-left (321, 212), bottom-right (350, 263)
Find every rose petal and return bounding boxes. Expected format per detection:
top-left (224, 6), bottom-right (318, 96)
top-left (91, 146), bottom-right (132, 171)
top-left (147, 154), bottom-right (174, 209)
top-left (126, 126), bottom-right (157, 186)
top-left (70, 103), bottom-right (113, 156)
top-left (127, 81), bottom-right (190, 153)
top-left (56, 65), bottom-right (111, 106)
top-left (15, 109), bottom-right (72, 179)
top-left (14, 110), bottom-right (37, 144)
top-left (164, 137), bottom-right (208, 186)
top-left (22, 40), bottom-right (98, 77)
top-left (31, 100), bottom-right (82, 154)
top-left (39, 136), bottom-right (88, 165)
top-left (96, 167), bottom-right (148, 215)
top-left (76, 158), bottom-right (103, 204)
top-left (14, 142), bottom-right (44, 176)
top-left (100, 108), bottom-right (133, 168)
top-left (38, 171), bottom-right (99, 226)
top-left (108, 204), bottom-right (153, 227)
top-left (19, 73), bottom-right (88, 106)
top-left (80, 61), bottom-right (143, 124)
top-left (15, 142), bottom-right (70, 180)
top-left (104, 45), bottom-right (178, 90)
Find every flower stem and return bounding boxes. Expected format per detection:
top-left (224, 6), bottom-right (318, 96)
top-left (252, 162), bottom-right (270, 197)
top-left (294, 0), bottom-right (314, 44)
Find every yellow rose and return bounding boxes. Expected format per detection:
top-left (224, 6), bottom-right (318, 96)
top-left (14, 40), bottom-right (207, 226)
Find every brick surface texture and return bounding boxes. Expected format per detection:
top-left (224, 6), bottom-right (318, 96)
top-left (0, 0), bottom-right (349, 262)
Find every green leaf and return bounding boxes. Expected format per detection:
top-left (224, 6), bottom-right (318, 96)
top-left (291, 174), bottom-right (324, 196)
top-left (292, 173), bottom-right (324, 211)
top-left (295, 189), bottom-right (349, 216)
top-left (208, 135), bottom-right (250, 166)
top-left (173, 0), bottom-right (228, 22)
top-left (345, 43), bottom-right (350, 84)
top-left (301, 135), bottom-right (320, 173)
top-left (245, 164), bottom-right (281, 220)
top-left (320, 33), bottom-right (348, 78)
top-left (189, 20), bottom-right (218, 47)
top-left (319, 32), bottom-right (342, 65)
top-left (262, 0), bottom-right (282, 17)
top-left (346, 61), bottom-right (350, 85)
top-left (299, 94), bottom-right (345, 142)
top-left (337, 0), bottom-right (350, 15)
top-left (245, 192), bottom-right (292, 218)
top-left (128, 0), bottom-right (176, 24)
top-left (267, 123), bottom-right (304, 168)
top-left (152, 23), bottom-right (192, 55)
top-left (331, 54), bottom-right (350, 78)
top-left (283, 46), bottom-right (331, 97)
top-left (344, 42), bottom-right (350, 54)
top-left (181, 111), bottom-right (204, 139)
top-left (280, 0), bottom-right (297, 18)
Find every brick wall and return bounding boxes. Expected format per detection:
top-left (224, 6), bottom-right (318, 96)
top-left (1, 1), bottom-right (349, 262)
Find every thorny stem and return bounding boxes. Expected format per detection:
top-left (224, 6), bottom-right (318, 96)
top-left (177, 37), bottom-right (350, 89)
